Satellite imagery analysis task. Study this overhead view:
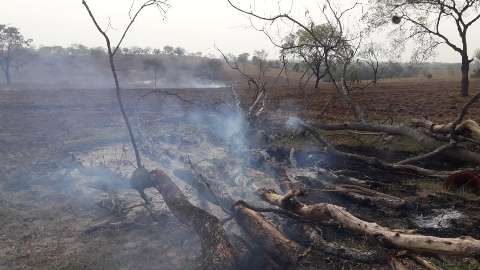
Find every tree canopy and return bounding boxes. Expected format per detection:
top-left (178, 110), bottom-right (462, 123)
top-left (365, 0), bottom-right (480, 96)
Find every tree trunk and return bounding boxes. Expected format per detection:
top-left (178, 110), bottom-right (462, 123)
top-left (108, 53), bottom-right (143, 168)
top-left (315, 74), bottom-right (320, 88)
top-left (461, 54), bottom-right (470, 97)
top-left (261, 190), bottom-right (480, 256)
top-left (154, 69), bottom-right (157, 89)
top-left (149, 170), bottom-right (239, 269)
top-left (4, 56), bottom-right (11, 86)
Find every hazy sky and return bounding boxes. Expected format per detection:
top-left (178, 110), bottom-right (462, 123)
top-left (2, 0), bottom-right (479, 62)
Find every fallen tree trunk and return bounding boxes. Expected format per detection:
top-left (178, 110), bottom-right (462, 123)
top-left (145, 170), bottom-right (239, 270)
top-left (233, 201), bottom-right (385, 265)
top-left (300, 124), bottom-right (459, 178)
top-left (233, 201), bottom-right (305, 266)
top-left (261, 190), bottom-right (480, 256)
top-left (412, 118), bottom-right (480, 143)
top-left (313, 122), bottom-right (480, 165)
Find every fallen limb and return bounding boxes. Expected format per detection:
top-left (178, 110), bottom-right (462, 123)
top-left (322, 184), bottom-right (406, 209)
top-left (146, 169), bottom-right (238, 270)
top-left (233, 201), bottom-right (305, 266)
top-left (395, 143), bottom-right (456, 165)
top-left (233, 201), bottom-right (384, 265)
top-left (300, 123), bottom-right (458, 178)
top-left (312, 121), bottom-right (480, 165)
top-left (409, 254), bottom-right (442, 270)
top-left (186, 156), bottom-right (235, 213)
top-left (261, 190), bottom-right (480, 256)
top-left (299, 223), bottom-right (387, 263)
top-left (412, 118), bottom-right (480, 143)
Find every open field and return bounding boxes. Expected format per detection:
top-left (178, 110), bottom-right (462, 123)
top-left (1, 78), bottom-right (480, 269)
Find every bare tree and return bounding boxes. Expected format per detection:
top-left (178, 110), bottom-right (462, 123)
top-left (82, 0), bottom-right (169, 169)
top-left (217, 47), bottom-right (268, 119)
top-left (226, 0), bottom-right (368, 122)
top-left (366, 0), bottom-right (480, 96)
top-left (0, 25), bottom-right (32, 86)
top-left (359, 42), bottom-right (387, 85)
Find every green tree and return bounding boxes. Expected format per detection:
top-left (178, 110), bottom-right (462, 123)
top-left (0, 25), bottom-right (32, 85)
top-left (282, 24), bottom-right (348, 88)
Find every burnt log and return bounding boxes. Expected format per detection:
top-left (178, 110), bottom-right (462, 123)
top-left (147, 169), bottom-right (239, 270)
top-left (261, 190), bottom-right (480, 256)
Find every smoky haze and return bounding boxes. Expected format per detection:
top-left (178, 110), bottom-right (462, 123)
top-left (2, 0), bottom-right (480, 62)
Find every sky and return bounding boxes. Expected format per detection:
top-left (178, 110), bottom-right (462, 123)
top-left (2, 0), bottom-right (480, 62)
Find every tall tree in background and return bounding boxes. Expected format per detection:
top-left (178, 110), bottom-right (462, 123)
top-left (366, 0), bottom-right (480, 96)
top-left (0, 25), bottom-right (32, 85)
top-left (143, 58), bottom-right (165, 88)
top-left (359, 42), bottom-right (387, 85)
top-left (82, 0), bottom-right (169, 169)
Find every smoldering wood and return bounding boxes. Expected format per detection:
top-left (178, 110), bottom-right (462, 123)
top-left (130, 169), bottom-right (240, 270)
top-left (233, 200), bottom-right (388, 265)
top-left (233, 201), bottom-right (305, 266)
top-left (261, 190), bottom-right (480, 256)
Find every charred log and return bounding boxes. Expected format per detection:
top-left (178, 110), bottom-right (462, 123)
top-left (144, 169), bottom-right (239, 270)
top-left (261, 190), bottom-right (480, 256)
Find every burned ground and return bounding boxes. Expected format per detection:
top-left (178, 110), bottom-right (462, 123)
top-left (1, 79), bottom-right (480, 269)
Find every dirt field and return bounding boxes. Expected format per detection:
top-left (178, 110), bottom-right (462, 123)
top-left (1, 79), bottom-right (480, 269)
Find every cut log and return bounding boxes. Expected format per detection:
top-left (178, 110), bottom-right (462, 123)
top-left (261, 190), bottom-right (480, 256)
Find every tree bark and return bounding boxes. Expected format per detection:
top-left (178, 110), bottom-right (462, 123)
top-left (149, 170), bottom-right (239, 270)
top-left (4, 54), bottom-right (11, 86)
top-left (261, 190), bottom-right (480, 256)
top-left (313, 122), bottom-right (480, 165)
top-left (233, 201), bottom-right (304, 266)
top-left (315, 76), bottom-right (320, 88)
top-left (461, 54), bottom-right (470, 97)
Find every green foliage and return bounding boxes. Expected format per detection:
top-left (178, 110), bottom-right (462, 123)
top-left (0, 25), bottom-right (32, 53)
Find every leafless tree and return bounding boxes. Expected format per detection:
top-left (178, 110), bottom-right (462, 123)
top-left (226, 0), bottom-right (368, 122)
top-left (365, 0), bottom-right (480, 96)
top-left (359, 42), bottom-right (387, 85)
top-left (216, 46), bottom-right (268, 119)
top-left (82, 0), bottom-right (169, 169)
